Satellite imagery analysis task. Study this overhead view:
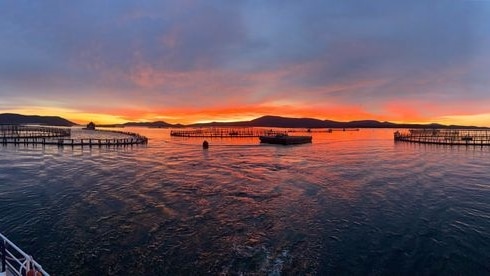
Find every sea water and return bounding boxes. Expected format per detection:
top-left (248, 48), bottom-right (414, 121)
top-left (0, 128), bottom-right (489, 275)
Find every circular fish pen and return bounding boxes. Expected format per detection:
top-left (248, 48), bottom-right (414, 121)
top-left (394, 129), bottom-right (490, 146)
top-left (1, 125), bottom-right (148, 147)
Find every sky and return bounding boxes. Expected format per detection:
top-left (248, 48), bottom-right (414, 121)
top-left (1, 0), bottom-right (490, 126)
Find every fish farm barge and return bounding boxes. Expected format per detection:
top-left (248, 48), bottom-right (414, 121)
top-left (1, 125), bottom-right (148, 147)
top-left (170, 127), bottom-right (287, 138)
top-left (394, 129), bottom-right (490, 146)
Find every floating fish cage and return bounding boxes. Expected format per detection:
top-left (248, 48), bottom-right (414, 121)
top-left (394, 129), bottom-right (490, 146)
top-left (0, 125), bottom-right (148, 147)
top-left (170, 127), bottom-right (286, 138)
top-left (0, 125), bottom-right (70, 138)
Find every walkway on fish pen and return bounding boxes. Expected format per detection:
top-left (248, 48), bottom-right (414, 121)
top-left (170, 127), bottom-right (286, 138)
top-left (394, 129), bottom-right (490, 146)
top-left (1, 125), bottom-right (148, 146)
top-left (0, 124), bottom-right (71, 138)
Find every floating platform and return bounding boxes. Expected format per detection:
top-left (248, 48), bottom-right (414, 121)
top-left (394, 129), bottom-right (490, 146)
top-left (1, 125), bottom-right (148, 147)
top-left (170, 127), bottom-right (286, 138)
top-left (259, 134), bottom-right (312, 145)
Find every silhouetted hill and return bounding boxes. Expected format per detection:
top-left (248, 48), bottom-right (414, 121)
top-left (5, 113), bottom-right (483, 129)
top-left (189, 116), bottom-right (343, 128)
top-left (189, 120), bottom-right (251, 128)
top-left (123, 121), bottom-right (174, 128)
top-left (0, 113), bottom-right (76, 126)
top-left (248, 115), bottom-right (334, 128)
top-left (187, 115), bottom-right (487, 129)
top-left (246, 116), bottom-right (389, 128)
top-left (342, 120), bottom-right (393, 128)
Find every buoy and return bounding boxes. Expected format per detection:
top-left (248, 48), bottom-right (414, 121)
top-left (26, 270), bottom-right (42, 276)
top-left (202, 140), bottom-right (209, 149)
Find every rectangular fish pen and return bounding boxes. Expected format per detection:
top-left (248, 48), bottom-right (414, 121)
top-left (170, 127), bottom-right (286, 138)
top-left (394, 129), bottom-right (490, 146)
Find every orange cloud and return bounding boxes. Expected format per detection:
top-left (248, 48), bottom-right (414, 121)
top-left (8, 55), bottom-right (489, 127)
top-left (8, 97), bottom-right (490, 127)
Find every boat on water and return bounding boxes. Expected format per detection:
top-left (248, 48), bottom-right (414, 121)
top-left (0, 233), bottom-right (49, 276)
top-left (259, 133), bottom-right (312, 145)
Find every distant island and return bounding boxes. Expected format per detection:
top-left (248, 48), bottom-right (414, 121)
top-left (1, 113), bottom-right (486, 129)
top-left (0, 113), bottom-right (76, 126)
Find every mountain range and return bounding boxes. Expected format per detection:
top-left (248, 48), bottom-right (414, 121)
top-left (0, 113), bottom-right (485, 129)
top-left (123, 115), bottom-right (483, 129)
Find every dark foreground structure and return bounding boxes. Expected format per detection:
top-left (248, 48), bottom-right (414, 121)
top-left (1, 232), bottom-right (49, 276)
top-left (1, 125), bottom-right (148, 147)
top-left (394, 129), bottom-right (490, 146)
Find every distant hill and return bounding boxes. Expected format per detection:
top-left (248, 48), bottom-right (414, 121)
top-left (0, 113), bottom-right (76, 126)
top-left (248, 115), bottom-right (337, 128)
top-left (187, 116), bottom-right (337, 128)
top-left (3, 113), bottom-right (484, 129)
top-left (187, 115), bottom-right (486, 129)
top-left (123, 121), bottom-right (174, 128)
top-left (243, 116), bottom-right (393, 128)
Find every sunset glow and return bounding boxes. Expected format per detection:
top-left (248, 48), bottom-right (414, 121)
top-left (1, 1), bottom-right (490, 126)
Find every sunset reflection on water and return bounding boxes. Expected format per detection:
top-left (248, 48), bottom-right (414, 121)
top-left (0, 127), bottom-right (489, 274)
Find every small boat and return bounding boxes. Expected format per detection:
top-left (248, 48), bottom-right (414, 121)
top-left (259, 133), bottom-right (312, 145)
top-left (1, 233), bottom-right (49, 276)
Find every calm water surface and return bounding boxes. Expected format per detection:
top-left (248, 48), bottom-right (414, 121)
top-left (0, 128), bottom-right (489, 275)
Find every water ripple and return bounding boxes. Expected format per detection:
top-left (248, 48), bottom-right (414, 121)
top-left (0, 129), bottom-right (489, 275)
